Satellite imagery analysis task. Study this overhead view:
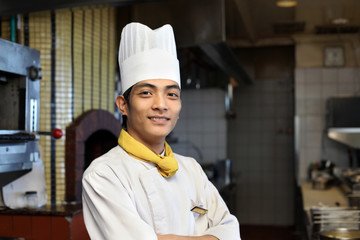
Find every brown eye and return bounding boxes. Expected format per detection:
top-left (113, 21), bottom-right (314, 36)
top-left (168, 92), bottom-right (180, 99)
top-left (139, 91), bottom-right (151, 96)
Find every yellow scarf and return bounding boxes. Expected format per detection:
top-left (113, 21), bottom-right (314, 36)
top-left (118, 129), bottom-right (178, 178)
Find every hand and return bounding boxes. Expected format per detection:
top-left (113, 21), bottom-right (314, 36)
top-left (157, 234), bottom-right (218, 240)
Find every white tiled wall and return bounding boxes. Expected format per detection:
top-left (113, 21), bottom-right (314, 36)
top-left (171, 88), bottom-right (227, 164)
top-left (295, 67), bottom-right (360, 183)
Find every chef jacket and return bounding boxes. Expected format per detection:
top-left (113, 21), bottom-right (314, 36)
top-left (82, 145), bottom-right (241, 240)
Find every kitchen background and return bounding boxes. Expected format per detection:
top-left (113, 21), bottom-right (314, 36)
top-left (0, 0), bottom-right (360, 239)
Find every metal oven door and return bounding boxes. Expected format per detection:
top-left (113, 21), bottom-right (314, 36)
top-left (0, 38), bottom-right (41, 188)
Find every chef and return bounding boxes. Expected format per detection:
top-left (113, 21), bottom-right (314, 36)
top-left (82, 22), bottom-right (241, 240)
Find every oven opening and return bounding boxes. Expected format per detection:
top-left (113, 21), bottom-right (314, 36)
top-left (84, 130), bottom-right (118, 171)
top-left (0, 73), bottom-right (26, 131)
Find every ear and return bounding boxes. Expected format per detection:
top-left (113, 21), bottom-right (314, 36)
top-left (116, 95), bottom-right (128, 116)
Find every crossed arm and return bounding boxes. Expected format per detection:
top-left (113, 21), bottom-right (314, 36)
top-left (82, 156), bottom-right (239, 240)
top-left (157, 234), bottom-right (218, 240)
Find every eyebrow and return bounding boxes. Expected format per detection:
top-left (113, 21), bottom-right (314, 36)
top-left (134, 83), bottom-right (180, 91)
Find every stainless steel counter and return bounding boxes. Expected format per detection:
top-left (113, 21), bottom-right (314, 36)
top-left (301, 182), bottom-right (349, 210)
top-left (301, 182), bottom-right (352, 240)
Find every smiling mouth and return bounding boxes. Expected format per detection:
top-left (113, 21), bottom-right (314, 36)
top-left (148, 117), bottom-right (170, 121)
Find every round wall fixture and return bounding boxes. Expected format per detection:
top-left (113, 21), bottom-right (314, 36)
top-left (276, 0), bottom-right (297, 7)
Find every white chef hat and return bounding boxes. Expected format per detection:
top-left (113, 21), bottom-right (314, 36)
top-left (118, 22), bottom-right (181, 93)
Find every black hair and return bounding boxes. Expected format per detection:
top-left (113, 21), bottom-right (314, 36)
top-left (121, 86), bottom-right (132, 130)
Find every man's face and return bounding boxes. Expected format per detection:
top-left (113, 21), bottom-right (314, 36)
top-left (117, 79), bottom-right (181, 145)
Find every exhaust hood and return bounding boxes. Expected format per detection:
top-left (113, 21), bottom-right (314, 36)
top-left (131, 0), bottom-right (253, 85)
top-left (327, 96), bottom-right (360, 149)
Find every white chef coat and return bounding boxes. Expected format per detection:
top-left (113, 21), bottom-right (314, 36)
top-left (82, 145), bottom-right (241, 240)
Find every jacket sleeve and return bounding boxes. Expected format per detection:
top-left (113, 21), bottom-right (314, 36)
top-left (198, 165), bottom-right (241, 240)
top-left (82, 168), bottom-right (158, 240)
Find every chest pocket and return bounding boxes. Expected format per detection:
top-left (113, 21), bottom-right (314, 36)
top-left (190, 197), bottom-right (209, 235)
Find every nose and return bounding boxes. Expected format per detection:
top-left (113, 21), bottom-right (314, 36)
top-left (152, 94), bottom-right (168, 111)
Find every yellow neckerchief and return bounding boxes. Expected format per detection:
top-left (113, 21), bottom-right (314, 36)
top-left (118, 129), bottom-right (178, 178)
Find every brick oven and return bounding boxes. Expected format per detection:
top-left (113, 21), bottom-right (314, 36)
top-left (65, 109), bottom-right (121, 203)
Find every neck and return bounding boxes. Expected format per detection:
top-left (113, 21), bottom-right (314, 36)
top-left (126, 129), bottom-right (165, 155)
top-left (146, 142), bottom-right (165, 155)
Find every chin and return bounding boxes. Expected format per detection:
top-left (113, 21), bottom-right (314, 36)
top-left (149, 129), bottom-right (172, 139)
top-left (151, 131), bottom-right (170, 139)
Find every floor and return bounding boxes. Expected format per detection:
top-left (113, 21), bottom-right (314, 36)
top-left (240, 225), bottom-right (298, 240)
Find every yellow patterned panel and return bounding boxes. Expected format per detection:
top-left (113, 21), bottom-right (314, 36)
top-left (92, 8), bottom-right (101, 109)
top-left (55, 9), bottom-right (72, 204)
top-left (1, 19), bottom-right (11, 40)
top-left (108, 7), bottom-right (116, 113)
top-left (29, 10), bottom-right (52, 205)
top-left (73, 9), bottom-right (84, 119)
top-left (83, 9), bottom-right (93, 112)
top-left (100, 7), bottom-right (110, 111)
